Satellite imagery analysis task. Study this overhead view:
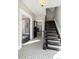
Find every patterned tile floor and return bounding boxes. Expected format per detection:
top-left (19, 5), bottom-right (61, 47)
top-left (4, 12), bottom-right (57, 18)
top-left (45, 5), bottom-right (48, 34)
top-left (18, 37), bottom-right (58, 59)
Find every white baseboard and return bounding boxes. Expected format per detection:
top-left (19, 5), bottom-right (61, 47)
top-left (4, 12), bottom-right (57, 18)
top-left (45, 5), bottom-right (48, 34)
top-left (22, 40), bottom-right (40, 45)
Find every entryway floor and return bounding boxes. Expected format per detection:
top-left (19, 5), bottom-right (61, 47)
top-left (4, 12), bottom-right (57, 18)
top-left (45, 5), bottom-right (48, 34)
top-left (18, 37), bottom-right (58, 59)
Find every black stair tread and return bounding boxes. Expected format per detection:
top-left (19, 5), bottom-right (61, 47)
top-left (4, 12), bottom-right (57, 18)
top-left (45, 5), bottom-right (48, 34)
top-left (46, 29), bottom-right (57, 31)
top-left (46, 33), bottom-right (58, 36)
top-left (47, 32), bottom-right (58, 34)
top-left (46, 25), bottom-right (56, 27)
top-left (47, 34), bottom-right (58, 37)
top-left (46, 31), bottom-right (57, 34)
top-left (47, 36), bottom-right (58, 38)
top-left (46, 30), bottom-right (56, 31)
top-left (47, 41), bottom-right (61, 46)
top-left (46, 28), bottom-right (56, 29)
top-left (47, 36), bottom-right (58, 39)
top-left (48, 41), bottom-right (61, 46)
top-left (48, 41), bottom-right (60, 44)
top-left (48, 40), bottom-right (60, 43)
top-left (46, 31), bottom-right (57, 33)
top-left (46, 32), bottom-right (57, 34)
top-left (46, 27), bottom-right (56, 29)
top-left (46, 27), bottom-right (56, 28)
top-left (48, 44), bottom-right (60, 48)
top-left (47, 33), bottom-right (58, 36)
top-left (47, 37), bottom-right (59, 39)
top-left (47, 47), bottom-right (60, 51)
top-left (46, 29), bottom-right (56, 31)
top-left (47, 38), bottom-right (60, 41)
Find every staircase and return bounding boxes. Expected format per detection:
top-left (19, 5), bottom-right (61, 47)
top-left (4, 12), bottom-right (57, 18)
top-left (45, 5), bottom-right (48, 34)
top-left (43, 21), bottom-right (61, 51)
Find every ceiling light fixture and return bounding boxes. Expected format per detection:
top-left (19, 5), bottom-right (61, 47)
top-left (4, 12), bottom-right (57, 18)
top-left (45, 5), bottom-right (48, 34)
top-left (39, 0), bottom-right (47, 7)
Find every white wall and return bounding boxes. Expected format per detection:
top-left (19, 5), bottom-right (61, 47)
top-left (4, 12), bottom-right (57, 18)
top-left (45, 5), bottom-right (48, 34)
top-left (46, 8), bottom-right (55, 21)
top-left (37, 22), bottom-right (42, 31)
top-left (54, 6), bottom-right (61, 35)
top-left (46, 0), bottom-right (61, 8)
top-left (18, 0), bottom-right (35, 50)
top-left (19, 9), bottom-right (34, 50)
top-left (19, 0), bottom-right (35, 17)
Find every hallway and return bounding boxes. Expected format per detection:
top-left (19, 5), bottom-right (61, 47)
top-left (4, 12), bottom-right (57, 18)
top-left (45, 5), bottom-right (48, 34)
top-left (18, 0), bottom-right (61, 59)
top-left (18, 37), bottom-right (58, 59)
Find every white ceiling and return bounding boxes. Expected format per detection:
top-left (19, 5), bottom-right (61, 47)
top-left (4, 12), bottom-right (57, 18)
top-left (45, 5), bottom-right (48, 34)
top-left (22, 0), bottom-right (61, 16)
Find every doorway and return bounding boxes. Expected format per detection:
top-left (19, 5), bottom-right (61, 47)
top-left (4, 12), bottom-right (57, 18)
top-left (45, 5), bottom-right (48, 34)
top-left (33, 20), bottom-right (42, 39)
top-left (22, 15), bottom-right (30, 44)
